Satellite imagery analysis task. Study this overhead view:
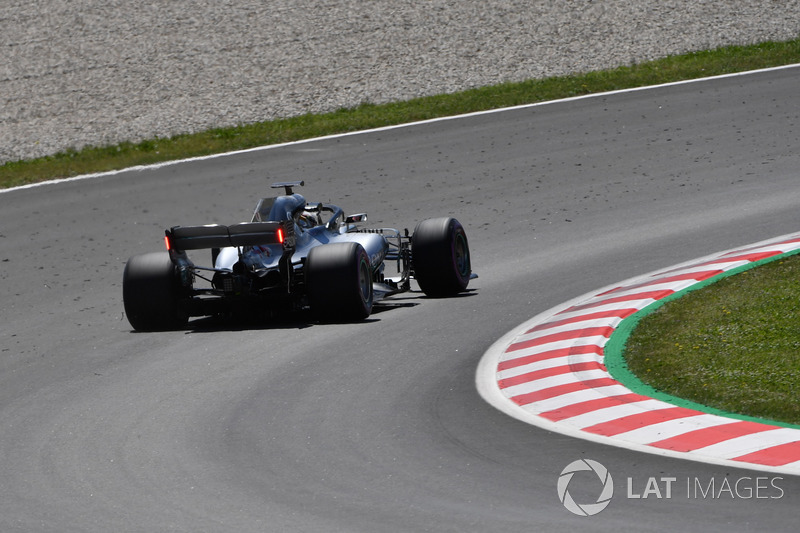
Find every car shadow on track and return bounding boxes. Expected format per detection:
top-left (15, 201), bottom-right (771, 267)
top-left (178, 294), bottom-right (430, 333)
top-left (124, 289), bottom-right (476, 333)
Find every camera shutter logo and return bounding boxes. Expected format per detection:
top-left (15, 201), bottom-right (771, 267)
top-left (557, 459), bottom-right (614, 516)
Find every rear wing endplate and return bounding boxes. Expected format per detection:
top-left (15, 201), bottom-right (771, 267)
top-left (165, 221), bottom-right (296, 251)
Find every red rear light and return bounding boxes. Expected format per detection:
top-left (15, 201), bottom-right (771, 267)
top-left (276, 227), bottom-right (285, 245)
top-left (164, 235), bottom-right (172, 251)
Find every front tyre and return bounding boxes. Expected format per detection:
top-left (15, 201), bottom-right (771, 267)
top-left (123, 252), bottom-right (188, 331)
top-left (412, 217), bottom-right (471, 297)
top-left (306, 242), bottom-right (373, 321)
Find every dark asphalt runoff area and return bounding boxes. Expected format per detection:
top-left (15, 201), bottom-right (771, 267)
top-left (1, 66), bottom-right (800, 531)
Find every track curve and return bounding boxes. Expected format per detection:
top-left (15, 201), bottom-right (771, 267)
top-left (479, 232), bottom-right (800, 474)
top-left (2, 67), bottom-right (800, 531)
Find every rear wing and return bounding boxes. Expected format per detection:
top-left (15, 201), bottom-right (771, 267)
top-left (165, 221), bottom-right (296, 252)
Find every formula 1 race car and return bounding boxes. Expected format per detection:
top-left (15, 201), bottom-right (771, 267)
top-left (123, 181), bottom-right (473, 331)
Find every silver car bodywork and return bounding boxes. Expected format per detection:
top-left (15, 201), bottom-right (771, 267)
top-left (123, 181), bottom-right (472, 329)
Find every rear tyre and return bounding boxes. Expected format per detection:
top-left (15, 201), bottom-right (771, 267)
top-left (306, 242), bottom-right (373, 321)
top-left (123, 252), bottom-right (188, 331)
top-left (412, 217), bottom-right (471, 297)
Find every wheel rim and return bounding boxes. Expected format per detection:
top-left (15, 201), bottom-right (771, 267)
top-left (358, 258), bottom-right (372, 304)
top-left (454, 233), bottom-right (470, 278)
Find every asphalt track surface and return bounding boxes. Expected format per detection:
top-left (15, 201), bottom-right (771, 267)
top-left (2, 67), bottom-right (800, 531)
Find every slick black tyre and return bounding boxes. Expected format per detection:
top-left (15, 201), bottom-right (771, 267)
top-left (306, 242), bottom-right (373, 321)
top-left (412, 217), bottom-right (471, 297)
top-left (123, 252), bottom-right (188, 331)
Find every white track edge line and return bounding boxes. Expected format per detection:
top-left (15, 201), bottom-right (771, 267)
top-left (4, 63), bottom-right (799, 195)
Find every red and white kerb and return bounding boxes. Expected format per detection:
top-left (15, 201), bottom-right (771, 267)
top-left (493, 234), bottom-right (800, 473)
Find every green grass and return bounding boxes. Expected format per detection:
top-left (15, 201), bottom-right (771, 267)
top-left (2, 38), bottom-right (800, 188)
top-left (624, 254), bottom-right (800, 425)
